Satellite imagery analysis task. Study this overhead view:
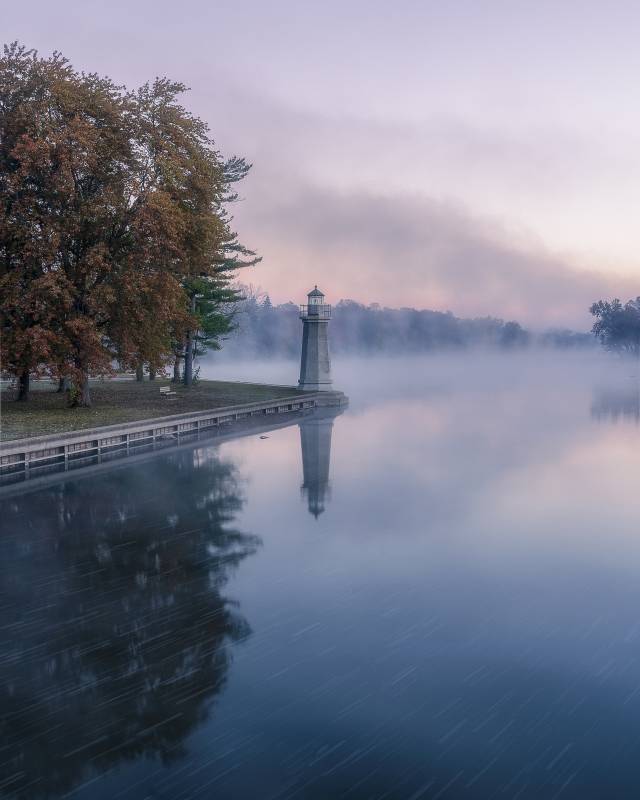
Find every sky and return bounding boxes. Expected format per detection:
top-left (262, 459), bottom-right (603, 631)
top-left (4, 0), bottom-right (640, 327)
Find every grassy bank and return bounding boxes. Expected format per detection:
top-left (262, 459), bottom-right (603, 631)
top-left (0, 379), bottom-right (307, 441)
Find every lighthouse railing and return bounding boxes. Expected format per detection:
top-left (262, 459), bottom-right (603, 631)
top-left (299, 304), bottom-right (332, 320)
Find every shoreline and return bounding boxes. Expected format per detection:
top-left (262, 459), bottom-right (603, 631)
top-left (0, 388), bottom-right (348, 490)
top-left (0, 378), bottom-right (316, 442)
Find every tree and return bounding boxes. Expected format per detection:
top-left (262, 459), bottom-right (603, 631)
top-left (181, 278), bottom-right (237, 384)
top-left (499, 320), bottom-right (530, 349)
top-left (0, 44), bottom-right (257, 405)
top-left (179, 156), bottom-right (260, 386)
top-left (1, 44), bottom-right (142, 404)
top-left (590, 297), bottom-right (640, 357)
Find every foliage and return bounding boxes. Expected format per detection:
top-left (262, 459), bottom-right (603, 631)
top-left (0, 43), bottom-right (257, 405)
top-left (590, 297), bottom-right (640, 357)
top-left (221, 292), bottom-right (587, 358)
top-left (499, 320), bottom-right (530, 349)
top-left (179, 155), bottom-right (260, 385)
top-left (538, 328), bottom-right (593, 349)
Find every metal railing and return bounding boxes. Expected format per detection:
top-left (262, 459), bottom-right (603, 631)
top-left (300, 304), bottom-right (332, 319)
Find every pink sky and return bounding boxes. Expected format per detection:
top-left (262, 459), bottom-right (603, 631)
top-left (5, 0), bottom-right (640, 327)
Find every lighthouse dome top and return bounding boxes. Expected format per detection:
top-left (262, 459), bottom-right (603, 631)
top-left (308, 285), bottom-right (324, 298)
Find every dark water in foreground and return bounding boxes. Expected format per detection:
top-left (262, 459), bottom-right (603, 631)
top-left (2, 353), bottom-right (640, 799)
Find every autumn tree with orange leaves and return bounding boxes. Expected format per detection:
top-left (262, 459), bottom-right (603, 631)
top-left (0, 43), bottom-right (256, 406)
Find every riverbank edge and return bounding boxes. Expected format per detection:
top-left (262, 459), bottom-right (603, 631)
top-left (0, 378), bottom-right (315, 442)
top-left (0, 389), bottom-right (348, 464)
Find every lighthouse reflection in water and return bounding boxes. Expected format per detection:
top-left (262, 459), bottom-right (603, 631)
top-left (298, 407), bottom-right (340, 518)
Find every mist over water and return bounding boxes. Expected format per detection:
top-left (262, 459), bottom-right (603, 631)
top-left (200, 348), bottom-right (630, 411)
top-left (3, 352), bottom-right (640, 798)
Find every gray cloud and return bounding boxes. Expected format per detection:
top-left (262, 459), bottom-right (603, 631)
top-left (235, 175), bottom-right (635, 329)
top-left (197, 86), bottom-right (637, 328)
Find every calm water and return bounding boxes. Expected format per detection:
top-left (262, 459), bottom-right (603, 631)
top-left (2, 353), bottom-right (640, 799)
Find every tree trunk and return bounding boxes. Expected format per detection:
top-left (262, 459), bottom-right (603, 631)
top-left (149, 364), bottom-right (156, 381)
top-left (68, 369), bottom-right (91, 407)
top-left (79, 371), bottom-right (91, 407)
top-left (172, 354), bottom-right (182, 383)
top-left (136, 362), bottom-right (144, 382)
top-left (183, 333), bottom-right (194, 387)
top-left (17, 371), bottom-right (30, 402)
top-left (183, 295), bottom-right (197, 387)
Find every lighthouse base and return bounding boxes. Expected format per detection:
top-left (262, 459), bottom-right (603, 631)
top-left (299, 381), bottom-right (333, 391)
top-left (299, 320), bottom-right (332, 391)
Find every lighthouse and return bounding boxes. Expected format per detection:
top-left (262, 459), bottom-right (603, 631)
top-left (298, 286), bottom-right (332, 391)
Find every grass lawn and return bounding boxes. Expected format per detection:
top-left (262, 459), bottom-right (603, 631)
top-left (0, 378), bottom-right (308, 441)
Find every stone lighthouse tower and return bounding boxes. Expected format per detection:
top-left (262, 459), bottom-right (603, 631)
top-left (298, 286), bottom-right (332, 391)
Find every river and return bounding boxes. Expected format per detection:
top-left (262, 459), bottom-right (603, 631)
top-left (2, 352), bottom-right (640, 799)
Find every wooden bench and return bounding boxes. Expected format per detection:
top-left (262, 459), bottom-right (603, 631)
top-left (159, 386), bottom-right (177, 398)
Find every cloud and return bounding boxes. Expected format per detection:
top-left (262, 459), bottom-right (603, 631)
top-left (235, 174), bottom-right (636, 329)
top-left (202, 79), bottom-right (640, 276)
top-left (198, 86), bottom-right (638, 328)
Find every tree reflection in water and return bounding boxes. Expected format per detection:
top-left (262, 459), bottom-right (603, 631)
top-left (0, 446), bottom-right (259, 799)
top-left (591, 379), bottom-right (640, 423)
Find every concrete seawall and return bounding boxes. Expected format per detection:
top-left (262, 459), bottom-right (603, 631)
top-left (0, 389), bottom-right (348, 490)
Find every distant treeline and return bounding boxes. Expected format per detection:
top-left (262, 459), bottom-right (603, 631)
top-left (223, 292), bottom-right (593, 358)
